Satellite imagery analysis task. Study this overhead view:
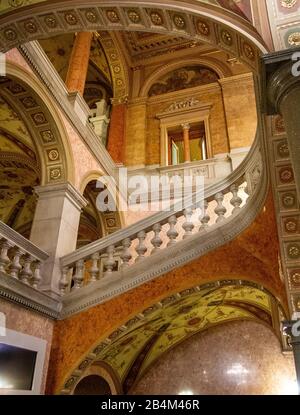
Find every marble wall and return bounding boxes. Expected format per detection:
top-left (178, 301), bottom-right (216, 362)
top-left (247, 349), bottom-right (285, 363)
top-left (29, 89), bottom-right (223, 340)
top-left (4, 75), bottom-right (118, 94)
top-left (0, 299), bottom-right (54, 393)
top-left (131, 320), bottom-right (297, 395)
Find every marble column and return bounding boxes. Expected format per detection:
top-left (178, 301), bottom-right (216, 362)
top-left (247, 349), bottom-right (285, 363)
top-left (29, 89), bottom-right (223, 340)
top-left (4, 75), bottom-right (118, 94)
top-left (182, 123), bottom-right (191, 163)
top-left (30, 182), bottom-right (87, 297)
top-left (65, 32), bottom-right (93, 96)
top-left (107, 97), bottom-right (128, 164)
top-left (263, 47), bottom-right (300, 199)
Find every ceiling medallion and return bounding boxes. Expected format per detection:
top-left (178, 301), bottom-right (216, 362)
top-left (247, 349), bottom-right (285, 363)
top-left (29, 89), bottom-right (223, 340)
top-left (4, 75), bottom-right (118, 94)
top-left (7, 82), bottom-right (25, 94)
top-left (281, 0), bottom-right (297, 8)
top-left (106, 10), bottom-right (120, 23)
top-left (20, 96), bottom-right (38, 109)
top-left (85, 10), bottom-right (98, 23)
top-left (288, 244), bottom-right (300, 259)
top-left (50, 167), bottom-right (62, 181)
top-left (279, 167), bottom-right (294, 183)
top-left (288, 32), bottom-right (300, 46)
top-left (284, 218), bottom-right (298, 233)
top-left (44, 15), bottom-right (57, 28)
top-left (127, 10), bottom-right (141, 24)
top-left (196, 20), bottom-right (210, 36)
top-left (47, 149), bottom-right (59, 161)
top-left (274, 115), bottom-right (285, 133)
top-left (150, 11), bottom-right (163, 26)
top-left (221, 30), bottom-right (233, 46)
top-left (277, 141), bottom-right (289, 158)
top-left (3, 28), bottom-right (17, 41)
top-left (32, 112), bottom-right (47, 125)
top-left (64, 12), bottom-right (78, 26)
top-left (282, 193), bottom-right (296, 208)
top-left (173, 14), bottom-right (186, 29)
top-left (41, 130), bottom-right (55, 144)
top-left (9, 0), bottom-right (24, 6)
top-left (23, 20), bottom-right (37, 34)
top-left (291, 271), bottom-right (300, 286)
top-left (243, 42), bottom-right (255, 60)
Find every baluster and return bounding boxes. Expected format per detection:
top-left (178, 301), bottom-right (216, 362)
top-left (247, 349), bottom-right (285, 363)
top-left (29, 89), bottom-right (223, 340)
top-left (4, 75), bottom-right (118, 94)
top-left (32, 261), bottom-right (42, 289)
top-left (199, 200), bottom-right (210, 232)
top-left (121, 238), bottom-right (132, 269)
top-left (59, 267), bottom-right (70, 295)
top-left (72, 260), bottom-right (85, 290)
top-left (89, 253), bottom-right (100, 283)
top-left (104, 245), bottom-right (116, 276)
top-left (9, 247), bottom-right (24, 279)
top-left (182, 207), bottom-right (195, 239)
top-left (214, 192), bottom-right (227, 223)
top-left (0, 239), bottom-right (11, 273)
top-left (19, 254), bottom-right (33, 285)
top-left (151, 223), bottom-right (162, 254)
top-left (135, 231), bottom-right (147, 262)
top-left (230, 184), bottom-right (242, 214)
top-left (167, 215), bottom-right (178, 247)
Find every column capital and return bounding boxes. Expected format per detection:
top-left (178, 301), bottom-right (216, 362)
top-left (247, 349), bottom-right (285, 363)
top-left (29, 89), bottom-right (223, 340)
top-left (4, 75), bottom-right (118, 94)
top-left (34, 182), bottom-right (87, 211)
top-left (181, 123), bottom-right (191, 131)
top-left (261, 47), bottom-right (300, 115)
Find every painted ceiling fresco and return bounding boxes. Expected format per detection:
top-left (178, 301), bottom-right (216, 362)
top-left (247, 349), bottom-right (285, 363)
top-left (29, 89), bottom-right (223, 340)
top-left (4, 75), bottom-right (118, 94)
top-left (95, 284), bottom-right (274, 393)
top-left (0, 93), bottom-right (39, 237)
top-left (0, 1), bottom-right (252, 22)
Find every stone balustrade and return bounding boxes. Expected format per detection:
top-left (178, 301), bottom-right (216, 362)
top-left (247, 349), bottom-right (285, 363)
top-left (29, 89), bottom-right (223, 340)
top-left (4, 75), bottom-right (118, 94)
top-left (0, 221), bottom-right (49, 290)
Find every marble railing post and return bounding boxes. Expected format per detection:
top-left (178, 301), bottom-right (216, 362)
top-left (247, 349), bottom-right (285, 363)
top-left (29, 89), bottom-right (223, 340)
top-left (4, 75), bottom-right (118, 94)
top-left (65, 32), bottom-right (93, 96)
top-left (263, 47), bottom-right (300, 199)
top-left (29, 182), bottom-right (87, 297)
top-left (182, 123), bottom-right (191, 163)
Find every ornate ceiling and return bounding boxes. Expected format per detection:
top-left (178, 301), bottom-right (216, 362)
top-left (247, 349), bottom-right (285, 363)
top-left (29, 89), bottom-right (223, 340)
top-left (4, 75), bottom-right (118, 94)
top-left (66, 282), bottom-right (281, 394)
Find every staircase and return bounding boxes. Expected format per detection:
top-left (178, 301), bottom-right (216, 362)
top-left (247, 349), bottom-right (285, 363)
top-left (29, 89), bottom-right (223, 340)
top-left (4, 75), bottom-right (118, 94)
top-left (0, 133), bottom-right (267, 319)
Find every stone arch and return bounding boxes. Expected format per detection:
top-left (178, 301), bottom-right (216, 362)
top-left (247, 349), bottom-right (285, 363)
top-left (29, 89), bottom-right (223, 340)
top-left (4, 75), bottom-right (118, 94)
top-left (59, 279), bottom-right (286, 395)
top-left (139, 57), bottom-right (232, 97)
top-left (70, 362), bottom-right (122, 395)
top-left (0, 1), bottom-right (267, 70)
top-left (3, 61), bottom-right (75, 185)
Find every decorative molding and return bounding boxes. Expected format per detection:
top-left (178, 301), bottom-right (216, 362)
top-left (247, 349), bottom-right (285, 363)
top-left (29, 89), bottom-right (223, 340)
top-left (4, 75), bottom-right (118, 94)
top-left (160, 97), bottom-right (200, 115)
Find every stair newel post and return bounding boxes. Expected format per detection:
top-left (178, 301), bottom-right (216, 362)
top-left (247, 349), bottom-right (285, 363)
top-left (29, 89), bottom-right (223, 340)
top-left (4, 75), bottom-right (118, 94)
top-left (121, 238), bottom-right (132, 269)
top-left (151, 223), bottom-right (163, 254)
top-left (182, 207), bottom-right (195, 239)
top-left (167, 215), bottom-right (178, 247)
top-left (135, 231), bottom-right (147, 262)
top-left (214, 192), bottom-right (227, 223)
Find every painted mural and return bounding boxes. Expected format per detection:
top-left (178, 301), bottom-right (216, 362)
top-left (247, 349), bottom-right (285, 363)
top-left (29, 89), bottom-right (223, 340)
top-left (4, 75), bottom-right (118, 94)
top-left (148, 66), bottom-right (219, 97)
top-left (94, 284), bottom-right (275, 393)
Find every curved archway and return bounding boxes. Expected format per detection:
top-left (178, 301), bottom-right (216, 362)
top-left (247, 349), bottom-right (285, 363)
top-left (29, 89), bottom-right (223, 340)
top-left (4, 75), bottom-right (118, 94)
top-left (3, 61), bottom-right (75, 185)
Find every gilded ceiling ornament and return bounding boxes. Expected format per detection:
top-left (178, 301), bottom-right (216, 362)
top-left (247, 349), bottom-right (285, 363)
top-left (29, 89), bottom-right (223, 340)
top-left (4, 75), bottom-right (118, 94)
top-left (288, 32), bottom-right (300, 46)
top-left (281, 0), bottom-right (297, 8)
top-left (173, 14), bottom-right (186, 29)
top-left (44, 15), bottom-right (57, 28)
top-left (20, 96), bottom-right (38, 109)
top-left (85, 10), bottom-right (98, 23)
top-left (32, 112), bottom-right (47, 125)
top-left (7, 82), bottom-right (25, 94)
top-left (106, 218), bottom-right (116, 228)
top-left (106, 10), bottom-right (120, 23)
top-left (127, 10), bottom-right (141, 24)
top-left (274, 115), bottom-right (285, 133)
top-left (277, 141), bottom-right (289, 158)
top-left (291, 271), bottom-right (300, 286)
top-left (3, 28), bottom-right (17, 41)
top-left (50, 167), bottom-right (62, 181)
top-left (282, 193), bottom-right (296, 208)
top-left (8, 0), bottom-right (24, 7)
top-left (279, 167), bottom-right (294, 183)
top-left (243, 43), bottom-right (254, 60)
top-left (24, 20), bottom-right (37, 34)
top-left (41, 130), bottom-right (55, 144)
top-left (47, 149), bottom-right (59, 161)
top-left (288, 244), bottom-right (300, 259)
top-left (196, 20), bottom-right (210, 36)
top-left (150, 11), bottom-right (163, 26)
top-left (221, 30), bottom-right (233, 46)
top-left (285, 219), bottom-right (297, 233)
top-left (64, 12), bottom-right (78, 26)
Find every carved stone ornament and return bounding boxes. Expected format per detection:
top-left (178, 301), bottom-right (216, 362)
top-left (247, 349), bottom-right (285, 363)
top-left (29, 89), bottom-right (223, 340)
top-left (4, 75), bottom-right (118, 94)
top-left (163, 97), bottom-right (201, 113)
